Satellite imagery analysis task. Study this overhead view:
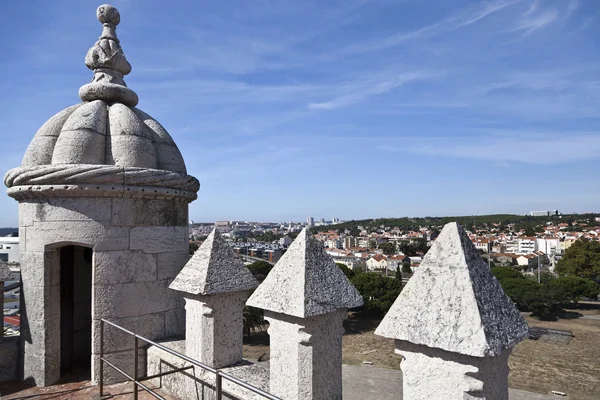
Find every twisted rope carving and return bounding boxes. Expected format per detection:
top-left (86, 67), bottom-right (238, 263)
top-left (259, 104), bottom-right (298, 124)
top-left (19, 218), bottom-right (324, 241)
top-left (5, 165), bottom-right (200, 192)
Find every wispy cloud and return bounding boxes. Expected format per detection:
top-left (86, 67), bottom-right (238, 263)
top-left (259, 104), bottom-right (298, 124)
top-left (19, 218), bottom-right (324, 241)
top-left (377, 132), bottom-right (600, 165)
top-left (456, 0), bottom-right (522, 27)
top-left (308, 71), bottom-right (443, 110)
top-left (513, 3), bottom-right (558, 35)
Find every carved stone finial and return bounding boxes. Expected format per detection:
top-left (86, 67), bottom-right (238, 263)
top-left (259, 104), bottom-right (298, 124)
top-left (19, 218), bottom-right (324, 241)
top-left (78, 4), bottom-right (139, 106)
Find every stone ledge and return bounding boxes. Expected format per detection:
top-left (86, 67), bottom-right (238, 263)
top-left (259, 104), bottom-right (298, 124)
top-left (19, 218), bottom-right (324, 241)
top-left (147, 339), bottom-right (269, 400)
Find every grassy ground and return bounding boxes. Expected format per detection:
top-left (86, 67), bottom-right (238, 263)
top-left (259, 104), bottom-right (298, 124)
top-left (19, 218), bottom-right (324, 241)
top-left (243, 304), bottom-right (600, 399)
top-left (509, 304), bottom-right (600, 399)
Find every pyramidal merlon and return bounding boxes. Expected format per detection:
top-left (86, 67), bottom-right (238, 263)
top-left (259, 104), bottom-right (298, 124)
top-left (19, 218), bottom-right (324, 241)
top-left (375, 222), bottom-right (528, 357)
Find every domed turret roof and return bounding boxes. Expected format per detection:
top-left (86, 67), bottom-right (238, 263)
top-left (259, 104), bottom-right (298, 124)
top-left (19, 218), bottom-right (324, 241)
top-left (5, 5), bottom-right (199, 202)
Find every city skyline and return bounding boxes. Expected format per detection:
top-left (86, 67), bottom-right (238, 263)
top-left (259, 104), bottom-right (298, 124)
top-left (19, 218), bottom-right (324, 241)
top-left (1, 0), bottom-right (599, 226)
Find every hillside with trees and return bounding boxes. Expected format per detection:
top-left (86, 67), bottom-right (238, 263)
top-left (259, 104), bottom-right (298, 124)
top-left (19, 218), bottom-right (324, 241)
top-left (312, 213), bottom-right (600, 233)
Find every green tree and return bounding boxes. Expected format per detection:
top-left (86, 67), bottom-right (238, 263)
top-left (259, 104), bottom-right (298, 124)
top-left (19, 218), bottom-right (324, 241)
top-left (401, 261), bottom-right (412, 274)
top-left (247, 260), bottom-right (273, 282)
top-left (545, 276), bottom-right (600, 305)
top-left (350, 273), bottom-right (402, 318)
top-left (395, 265), bottom-right (402, 281)
top-left (555, 239), bottom-right (600, 280)
top-left (491, 266), bottom-right (525, 281)
top-left (336, 263), bottom-right (355, 279)
top-left (368, 239), bottom-right (377, 249)
top-left (243, 306), bottom-right (266, 336)
top-left (349, 227), bottom-right (361, 237)
top-left (379, 242), bottom-right (396, 256)
top-left (189, 242), bottom-right (199, 255)
top-left (523, 225), bottom-right (536, 237)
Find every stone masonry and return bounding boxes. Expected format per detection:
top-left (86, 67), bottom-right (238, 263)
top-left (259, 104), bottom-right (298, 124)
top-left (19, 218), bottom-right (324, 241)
top-left (376, 222), bottom-right (529, 400)
top-left (247, 228), bottom-right (364, 400)
top-left (3, 4), bottom-right (199, 386)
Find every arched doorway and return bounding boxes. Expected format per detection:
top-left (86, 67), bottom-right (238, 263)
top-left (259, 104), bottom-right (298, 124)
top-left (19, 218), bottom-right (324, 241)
top-left (59, 245), bottom-right (93, 379)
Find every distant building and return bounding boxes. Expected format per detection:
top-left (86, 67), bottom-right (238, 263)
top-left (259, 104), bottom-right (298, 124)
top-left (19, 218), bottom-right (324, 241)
top-left (332, 218), bottom-right (340, 224)
top-left (307, 216), bottom-right (314, 227)
top-left (279, 236), bottom-right (293, 247)
top-left (530, 210), bottom-right (558, 217)
top-left (0, 237), bottom-right (20, 263)
top-left (518, 237), bottom-right (536, 254)
top-left (367, 254), bottom-right (388, 271)
top-left (215, 221), bottom-right (230, 226)
top-left (343, 237), bottom-right (359, 249)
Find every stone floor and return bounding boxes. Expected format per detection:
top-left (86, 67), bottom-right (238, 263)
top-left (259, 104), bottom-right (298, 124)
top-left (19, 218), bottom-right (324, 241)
top-left (0, 378), bottom-right (175, 400)
top-left (0, 365), bottom-right (565, 399)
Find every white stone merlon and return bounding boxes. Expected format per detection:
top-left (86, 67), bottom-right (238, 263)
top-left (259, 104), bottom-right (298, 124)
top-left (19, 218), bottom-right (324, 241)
top-left (3, 4), bottom-right (199, 386)
top-left (375, 222), bottom-right (529, 400)
top-left (247, 228), bottom-right (363, 400)
top-left (170, 229), bottom-right (258, 368)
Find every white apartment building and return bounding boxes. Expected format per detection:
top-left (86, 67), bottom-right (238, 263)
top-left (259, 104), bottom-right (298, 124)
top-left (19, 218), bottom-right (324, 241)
top-left (518, 238), bottom-right (536, 254)
top-left (536, 237), bottom-right (560, 255)
top-left (505, 239), bottom-right (519, 253)
top-left (0, 237), bottom-right (20, 263)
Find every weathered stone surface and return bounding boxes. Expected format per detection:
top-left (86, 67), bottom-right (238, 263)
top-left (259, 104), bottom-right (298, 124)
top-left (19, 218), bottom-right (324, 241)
top-left (94, 280), bottom-right (178, 319)
top-left (265, 309), bottom-right (347, 400)
top-left (147, 339), bottom-right (269, 400)
top-left (92, 313), bottom-right (166, 353)
top-left (21, 105), bottom-right (82, 167)
top-left (0, 259), bottom-right (11, 280)
top-left (247, 228), bottom-right (363, 318)
top-left (395, 341), bottom-right (512, 400)
top-left (130, 226), bottom-right (188, 253)
top-left (24, 220), bottom-right (129, 252)
top-left (22, 198), bottom-right (112, 222)
top-left (164, 307), bottom-right (185, 338)
top-left (19, 251), bottom-right (60, 287)
top-left (157, 251), bottom-right (190, 281)
top-left (183, 292), bottom-right (248, 368)
top-left (170, 229), bottom-right (258, 295)
top-left (375, 222), bottom-right (528, 357)
top-left (111, 198), bottom-right (187, 227)
top-left (92, 347), bottom-right (147, 385)
top-left (94, 250), bottom-right (157, 284)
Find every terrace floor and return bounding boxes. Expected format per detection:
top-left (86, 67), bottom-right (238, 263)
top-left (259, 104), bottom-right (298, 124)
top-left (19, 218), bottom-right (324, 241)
top-left (0, 365), bottom-right (562, 400)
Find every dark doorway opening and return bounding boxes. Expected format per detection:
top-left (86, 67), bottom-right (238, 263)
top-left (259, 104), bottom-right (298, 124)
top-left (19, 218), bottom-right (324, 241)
top-left (60, 245), bottom-right (93, 379)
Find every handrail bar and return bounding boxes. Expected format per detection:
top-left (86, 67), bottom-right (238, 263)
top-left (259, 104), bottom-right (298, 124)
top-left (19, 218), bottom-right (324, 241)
top-left (1, 282), bottom-right (19, 292)
top-left (100, 318), bottom-right (281, 400)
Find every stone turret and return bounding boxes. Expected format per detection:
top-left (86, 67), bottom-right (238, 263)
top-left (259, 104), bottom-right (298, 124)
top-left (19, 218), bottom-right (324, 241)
top-left (4, 4), bottom-right (199, 386)
top-left (375, 222), bottom-right (529, 400)
top-left (247, 228), bottom-right (363, 400)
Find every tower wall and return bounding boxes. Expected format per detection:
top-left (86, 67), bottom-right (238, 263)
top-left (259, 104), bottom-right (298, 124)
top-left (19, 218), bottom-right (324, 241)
top-left (19, 197), bottom-right (190, 385)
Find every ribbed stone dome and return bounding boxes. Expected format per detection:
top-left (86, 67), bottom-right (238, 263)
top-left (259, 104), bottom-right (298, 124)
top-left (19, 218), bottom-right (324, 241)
top-left (4, 4), bottom-right (199, 202)
top-left (23, 101), bottom-right (187, 174)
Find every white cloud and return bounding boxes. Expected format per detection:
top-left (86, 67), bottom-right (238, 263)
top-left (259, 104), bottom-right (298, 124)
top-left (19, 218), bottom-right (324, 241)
top-left (308, 72), bottom-right (442, 110)
top-left (513, 7), bottom-right (558, 35)
top-left (456, 0), bottom-right (522, 27)
top-left (377, 133), bottom-right (600, 164)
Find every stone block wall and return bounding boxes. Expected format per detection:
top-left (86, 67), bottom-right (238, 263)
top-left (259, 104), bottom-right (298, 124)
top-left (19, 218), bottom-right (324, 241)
top-left (18, 197), bottom-right (189, 386)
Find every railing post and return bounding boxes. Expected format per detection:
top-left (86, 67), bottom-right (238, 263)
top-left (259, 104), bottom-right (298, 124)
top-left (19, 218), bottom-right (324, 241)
top-left (216, 372), bottom-right (222, 400)
top-left (133, 335), bottom-right (139, 400)
top-left (99, 319), bottom-right (104, 397)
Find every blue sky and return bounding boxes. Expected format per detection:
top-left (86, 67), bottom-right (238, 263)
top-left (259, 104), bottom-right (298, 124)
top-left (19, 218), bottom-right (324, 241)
top-left (0, 0), bottom-right (599, 225)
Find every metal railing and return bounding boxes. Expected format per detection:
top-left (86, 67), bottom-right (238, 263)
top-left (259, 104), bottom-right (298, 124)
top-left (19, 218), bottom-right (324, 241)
top-left (99, 319), bottom-right (281, 400)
